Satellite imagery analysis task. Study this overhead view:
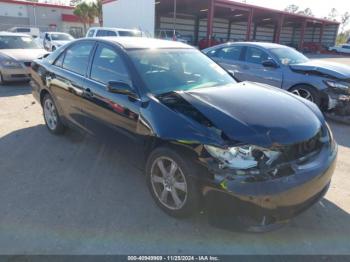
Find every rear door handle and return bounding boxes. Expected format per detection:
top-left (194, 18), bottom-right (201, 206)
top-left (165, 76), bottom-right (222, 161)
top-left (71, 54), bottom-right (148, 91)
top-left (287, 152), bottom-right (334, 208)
top-left (83, 88), bottom-right (93, 97)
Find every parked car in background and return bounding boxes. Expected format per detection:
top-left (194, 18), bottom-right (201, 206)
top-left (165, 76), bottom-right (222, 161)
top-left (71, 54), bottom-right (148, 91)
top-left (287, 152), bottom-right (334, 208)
top-left (0, 32), bottom-right (47, 85)
top-left (203, 42), bottom-right (350, 111)
top-left (30, 37), bottom-right (337, 229)
top-left (43, 32), bottom-right (74, 51)
top-left (8, 27), bottom-right (40, 38)
top-left (86, 27), bottom-right (142, 38)
top-left (156, 29), bottom-right (188, 43)
top-left (329, 44), bottom-right (350, 54)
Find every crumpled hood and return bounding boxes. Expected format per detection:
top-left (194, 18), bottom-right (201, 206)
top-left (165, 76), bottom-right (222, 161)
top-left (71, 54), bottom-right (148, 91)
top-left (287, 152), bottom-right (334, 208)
top-left (290, 60), bottom-right (350, 80)
top-left (0, 49), bottom-right (47, 62)
top-left (175, 82), bottom-right (322, 147)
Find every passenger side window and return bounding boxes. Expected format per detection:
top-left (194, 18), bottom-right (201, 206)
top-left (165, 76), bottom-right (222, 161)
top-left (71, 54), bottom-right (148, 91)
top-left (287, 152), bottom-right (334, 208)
top-left (245, 47), bottom-right (272, 64)
top-left (90, 44), bottom-right (131, 85)
top-left (62, 42), bottom-right (94, 75)
top-left (96, 30), bottom-right (106, 37)
top-left (106, 31), bottom-right (117, 36)
top-left (87, 30), bottom-right (95, 37)
top-left (216, 46), bottom-right (243, 61)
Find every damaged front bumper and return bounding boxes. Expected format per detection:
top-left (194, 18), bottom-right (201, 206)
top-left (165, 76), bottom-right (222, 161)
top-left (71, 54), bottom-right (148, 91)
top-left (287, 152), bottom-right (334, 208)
top-left (326, 87), bottom-right (350, 113)
top-left (202, 141), bottom-right (337, 232)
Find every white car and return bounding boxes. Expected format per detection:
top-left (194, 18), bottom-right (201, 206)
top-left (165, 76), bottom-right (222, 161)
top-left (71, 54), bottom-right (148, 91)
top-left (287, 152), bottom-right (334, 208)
top-left (329, 44), bottom-right (350, 54)
top-left (86, 27), bottom-right (142, 38)
top-left (8, 27), bottom-right (40, 38)
top-left (43, 32), bottom-right (74, 51)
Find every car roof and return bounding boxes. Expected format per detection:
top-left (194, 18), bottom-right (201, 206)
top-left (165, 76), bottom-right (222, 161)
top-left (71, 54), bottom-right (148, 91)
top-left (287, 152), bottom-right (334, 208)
top-left (88, 27), bottom-right (141, 32)
top-left (206, 41), bottom-right (287, 51)
top-left (88, 37), bottom-right (192, 49)
top-left (0, 31), bottom-right (32, 37)
top-left (46, 32), bottom-right (70, 34)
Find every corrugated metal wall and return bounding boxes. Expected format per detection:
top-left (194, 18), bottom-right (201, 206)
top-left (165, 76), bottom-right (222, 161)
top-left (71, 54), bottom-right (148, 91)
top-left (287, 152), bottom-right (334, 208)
top-left (158, 15), bottom-right (338, 48)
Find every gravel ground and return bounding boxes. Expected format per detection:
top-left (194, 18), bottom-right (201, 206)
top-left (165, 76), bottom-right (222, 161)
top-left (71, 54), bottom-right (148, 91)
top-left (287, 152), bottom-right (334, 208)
top-left (0, 56), bottom-right (349, 255)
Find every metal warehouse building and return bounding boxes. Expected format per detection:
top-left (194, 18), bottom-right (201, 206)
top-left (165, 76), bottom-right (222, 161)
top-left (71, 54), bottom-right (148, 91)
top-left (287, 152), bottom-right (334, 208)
top-left (103, 0), bottom-right (340, 51)
top-left (0, 0), bottom-right (85, 37)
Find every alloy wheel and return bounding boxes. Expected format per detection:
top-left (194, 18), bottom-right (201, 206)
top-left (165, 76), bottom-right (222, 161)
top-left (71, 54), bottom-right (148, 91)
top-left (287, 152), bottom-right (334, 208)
top-left (150, 156), bottom-right (188, 210)
top-left (291, 88), bottom-right (314, 102)
top-left (44, 98), bottom-right (58, 130)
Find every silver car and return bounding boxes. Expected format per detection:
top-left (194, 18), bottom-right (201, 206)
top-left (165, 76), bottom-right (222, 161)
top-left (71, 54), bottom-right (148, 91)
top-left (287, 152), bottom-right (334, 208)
top-left (0, 32), bottom-right (47, 85)
top-left (203, 42), bottom-right (350, 111)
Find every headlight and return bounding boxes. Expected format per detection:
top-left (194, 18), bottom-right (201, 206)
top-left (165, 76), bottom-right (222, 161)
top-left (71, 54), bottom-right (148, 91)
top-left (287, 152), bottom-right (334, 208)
top-left (324, 80), bottom-right (349, 90)
top-left (204, 145), bottom-right (281, 170)
top-left (1, 59), bottom-right (22, 68)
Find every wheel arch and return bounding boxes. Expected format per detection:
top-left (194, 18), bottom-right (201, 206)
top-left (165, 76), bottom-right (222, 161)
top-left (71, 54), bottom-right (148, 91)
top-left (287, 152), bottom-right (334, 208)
top-left (40, 89), bottom-right (50, 106)
top-left (288, 83), bottom-right (328, 110)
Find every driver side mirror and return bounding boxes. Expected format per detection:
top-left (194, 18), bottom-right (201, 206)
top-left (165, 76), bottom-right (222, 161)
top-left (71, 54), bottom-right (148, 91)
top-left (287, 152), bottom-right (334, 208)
top-left (262, 59), bottom-right (278, 68)
top-left (107, 81), bottom-right (137, 98)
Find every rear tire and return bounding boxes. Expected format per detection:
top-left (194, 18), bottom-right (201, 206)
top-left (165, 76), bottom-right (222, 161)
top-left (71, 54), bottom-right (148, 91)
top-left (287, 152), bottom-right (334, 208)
top-left (146, 146), bottom-right (200, 218)
top-left (42, 94), bottom-right (65, 135)
top-left (290, 85), bottom-right (322, 108)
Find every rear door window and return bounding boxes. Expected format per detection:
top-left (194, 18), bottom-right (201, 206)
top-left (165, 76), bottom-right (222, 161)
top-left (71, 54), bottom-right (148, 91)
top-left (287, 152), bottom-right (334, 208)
top-left (216, 46), bottom-right (243, 61)
top-left (62, 41), bottom-right (94, 75)
top-left (96, 30), bottom-right (117, 37)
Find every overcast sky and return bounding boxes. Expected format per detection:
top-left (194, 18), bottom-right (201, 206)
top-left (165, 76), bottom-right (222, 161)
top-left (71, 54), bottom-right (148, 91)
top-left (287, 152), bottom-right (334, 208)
top-left (40, 0), bottom-right (350, 30)
top-left (244, 0), bottom-right (350, 29)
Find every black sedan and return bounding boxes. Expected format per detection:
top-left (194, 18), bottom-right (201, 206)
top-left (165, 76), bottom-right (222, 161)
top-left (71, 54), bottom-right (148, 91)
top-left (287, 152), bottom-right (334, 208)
top-left (30, 37), bottom-right (337, 229)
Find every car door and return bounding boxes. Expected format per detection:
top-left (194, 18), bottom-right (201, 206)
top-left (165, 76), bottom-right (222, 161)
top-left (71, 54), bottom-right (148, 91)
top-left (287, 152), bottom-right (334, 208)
top-left (47, 40), bottom-right (96, 130)
top-left (240, 46), bottom-right (283, 87)
top-left (81, 42), bottom-right (142, 143)
top-left (208, 45), bottom-right (245, 81)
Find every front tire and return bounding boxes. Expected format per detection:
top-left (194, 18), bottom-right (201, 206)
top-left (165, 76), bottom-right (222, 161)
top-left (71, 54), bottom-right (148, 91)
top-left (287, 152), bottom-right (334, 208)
top-left (290, 85), bottom-right (322, 107)
top-left (146, 147), bottom-right (200, 218)
top-left (0, 72), bottom-right (4, 86)
top-left (42, 94), bottom-right (65, 135)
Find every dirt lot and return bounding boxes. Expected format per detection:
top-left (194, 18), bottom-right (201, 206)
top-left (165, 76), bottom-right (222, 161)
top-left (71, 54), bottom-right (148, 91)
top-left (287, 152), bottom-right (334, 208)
top-left (0, 56), bottom-right (350, 255)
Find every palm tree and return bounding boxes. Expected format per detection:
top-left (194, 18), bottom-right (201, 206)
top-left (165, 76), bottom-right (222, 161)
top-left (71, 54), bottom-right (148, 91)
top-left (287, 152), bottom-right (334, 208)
top-left (73, 2), bottom-right (94, 34)
top-left (92, 0), bottom-right (103, 27)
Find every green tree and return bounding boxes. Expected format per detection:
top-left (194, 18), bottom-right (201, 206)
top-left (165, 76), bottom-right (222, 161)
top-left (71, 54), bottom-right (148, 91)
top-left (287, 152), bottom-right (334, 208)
top-left (340, 12), bottom-right (350, 33)
top-left (327, 8), bottom-right (338, 21)
top-left (73, 2), bottom-right (94, 34)
top-left (298, 8), bottom-right (314, 17)
top-left (91, 0), bottom-right (103, 27)
top-left (284, 4), bottom-right (299, 13)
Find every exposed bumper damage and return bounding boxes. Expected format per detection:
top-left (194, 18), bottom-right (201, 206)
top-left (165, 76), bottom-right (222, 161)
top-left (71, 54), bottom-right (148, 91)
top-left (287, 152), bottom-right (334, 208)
top-left (325, 87), bottom-right (350, 124)
top-left (200, 128), bottom-right (337, 232)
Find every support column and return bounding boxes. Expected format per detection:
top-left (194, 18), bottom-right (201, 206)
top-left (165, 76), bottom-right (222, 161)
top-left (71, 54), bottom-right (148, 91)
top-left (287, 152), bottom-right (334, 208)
top-left (206, 0), bottom-right (215, 47)
top-left (227, 20), bottom-right (232, 42)
top-left (194, 16), bottom-right (200, 46)
top-left (299, 20), bottom-right (307, 50)
top-left (246, 8), bottom-right (254, 41)
top-left (319, 22), bottom-right (324, 44)
top-left (274, 14), bottom-right (284, 43)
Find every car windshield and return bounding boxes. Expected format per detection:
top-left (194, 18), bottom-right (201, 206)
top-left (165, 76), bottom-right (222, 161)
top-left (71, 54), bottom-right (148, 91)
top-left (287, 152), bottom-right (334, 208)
top-left (0, 35), bottom-right (40, 49)
top-left (50, 33), bottom-right (73, 41)
top-left (129, 49), bottom-right (235, 95)
top-left (269, 47), bottom-right (309, 65)
top-left (118, 30), bottom-right (142, 37)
